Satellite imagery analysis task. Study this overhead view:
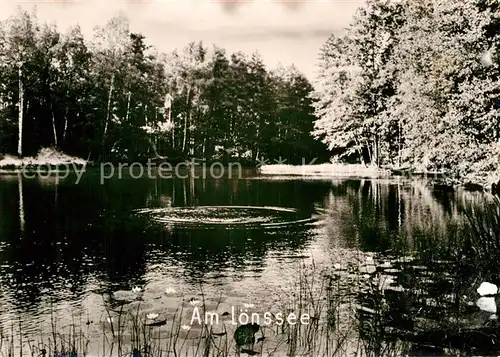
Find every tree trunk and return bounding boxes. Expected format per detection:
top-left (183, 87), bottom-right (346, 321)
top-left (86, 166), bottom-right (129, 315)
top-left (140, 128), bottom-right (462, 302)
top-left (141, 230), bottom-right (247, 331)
top-left (354, 137), bottom-right (365, 166)
top-left (202, 138), bottom-right (206, 159)
top-left (17, 64), bottom-right (23, 157)
top-left (51, 104), bottom-right (58, 148)
top-left (204, 104), bottom-right (215, 160)
top-left (63, 105), bottom-right (69, 144)
top-left (52, 112), bottom-right (58, 148)
top-left (365, 139), bottom-right (372, 166)
top-left (398, 118), bottom-right (402, 167)
top-left (372, 135), bottom-right (379, 167)
top-left (125, 91), bottom-right (131, 122)
top-left (189, 137), bottom-right (194, 156)
top-left (144, 104), bottom-right (161, 159)
top-left (371, 139), bottom-right (376, 166)
top-left (148, 137), bottom-right (161, 158)
top-left (252, 147), bottom-right (259, 162)
top-left (102, 73), bottom-right (115, 155)
top-left (182, 87), bottom-right (191, 153)
top-left (170, 107), bottom-right (174, 149)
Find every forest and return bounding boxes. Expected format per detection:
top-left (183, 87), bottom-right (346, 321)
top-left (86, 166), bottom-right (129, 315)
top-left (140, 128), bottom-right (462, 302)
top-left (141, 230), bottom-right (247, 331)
top-left (0, 9), bottom-right (327, 164)
top-left (3, 0), bottom-right (500, 184)
top-left (313, 0), bottom-right (500, 182)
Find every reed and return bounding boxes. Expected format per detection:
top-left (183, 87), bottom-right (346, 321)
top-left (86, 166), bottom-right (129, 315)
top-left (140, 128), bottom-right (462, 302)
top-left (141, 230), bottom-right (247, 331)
top-left (0, 261), bottom-right (431, 357)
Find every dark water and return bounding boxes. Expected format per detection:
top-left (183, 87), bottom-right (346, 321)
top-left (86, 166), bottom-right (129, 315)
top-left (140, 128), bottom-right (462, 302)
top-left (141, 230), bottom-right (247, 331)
top-left (0, 169), bottom-right (497, 355)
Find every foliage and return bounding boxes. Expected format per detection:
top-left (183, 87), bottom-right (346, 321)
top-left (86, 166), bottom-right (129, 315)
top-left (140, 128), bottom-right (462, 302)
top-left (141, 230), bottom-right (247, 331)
top-left (0, 8), bottom-right (327, 164)
top-left (314, 0), bottom-right (500, 181)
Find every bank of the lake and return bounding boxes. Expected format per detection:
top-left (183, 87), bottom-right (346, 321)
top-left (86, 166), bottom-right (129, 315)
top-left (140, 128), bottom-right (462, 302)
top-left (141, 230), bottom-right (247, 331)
top-left (2, 149), bottom-right (498, 193)
top-left (258, 163), bottom-right (499, 192)
top-left (259, 163), bottom-right (390, 178)
top-left (2, 166), bottom-right (500, 355)
top-left (0, 148), bottom-right (88, 173)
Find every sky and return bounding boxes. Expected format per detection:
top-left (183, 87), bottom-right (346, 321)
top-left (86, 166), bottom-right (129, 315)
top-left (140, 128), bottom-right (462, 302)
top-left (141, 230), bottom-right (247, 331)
top-left (0, 0), bottom-right (364, 80)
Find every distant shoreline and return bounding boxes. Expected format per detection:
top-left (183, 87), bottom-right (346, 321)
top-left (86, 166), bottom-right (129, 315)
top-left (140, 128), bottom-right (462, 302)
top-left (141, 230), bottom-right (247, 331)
top-left (258, 163), bottom-right (491, 193)
top-left (0, 152), bottom-right (493, 193)
top-left (258, 163), bottom-right (390, 178)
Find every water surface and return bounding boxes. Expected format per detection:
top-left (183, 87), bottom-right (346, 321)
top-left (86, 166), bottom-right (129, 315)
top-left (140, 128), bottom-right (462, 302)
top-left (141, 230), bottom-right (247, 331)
top-left (0, 169), bottom-right (495, 355)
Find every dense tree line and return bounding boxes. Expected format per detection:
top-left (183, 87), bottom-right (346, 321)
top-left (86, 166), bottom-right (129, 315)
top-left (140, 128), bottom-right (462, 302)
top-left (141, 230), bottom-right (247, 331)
top-left (0, 9), bottom-right (326, 164)
top-left (313, 0), bottom-right (500, 181)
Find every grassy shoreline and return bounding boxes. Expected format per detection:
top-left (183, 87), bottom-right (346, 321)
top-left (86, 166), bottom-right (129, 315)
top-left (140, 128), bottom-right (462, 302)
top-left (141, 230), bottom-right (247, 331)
top-left (0, 149), bottom-right (495, 193)
top-left (258, 163), bottom-right (498, 192)
top-left (0, 263), bottom-right (365, 357)
top-left (0, 148), bottom-right (87, 171)
top-left (258, 163), bottom-right (390, 178)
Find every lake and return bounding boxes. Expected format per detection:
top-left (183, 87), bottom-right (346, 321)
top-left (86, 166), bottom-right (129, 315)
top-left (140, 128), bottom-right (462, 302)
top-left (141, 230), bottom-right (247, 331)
top-left (0, 167), bottom-right (497, 356)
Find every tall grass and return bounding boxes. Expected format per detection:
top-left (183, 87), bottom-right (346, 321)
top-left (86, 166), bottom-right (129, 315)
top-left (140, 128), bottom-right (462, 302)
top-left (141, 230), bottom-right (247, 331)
top-left (0, 260), bottom-right (415, 357)
top-left (463, 196), bottom-right (500, 252)
top-left (2, 241), bottom-right (497, 357)
top-left (453, 194), bottom-right (500, 277)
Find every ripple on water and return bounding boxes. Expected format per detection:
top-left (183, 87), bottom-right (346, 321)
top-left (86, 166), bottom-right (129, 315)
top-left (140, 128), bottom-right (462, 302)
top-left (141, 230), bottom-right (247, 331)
top-left (134, 205), bottom-right (315, 229)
